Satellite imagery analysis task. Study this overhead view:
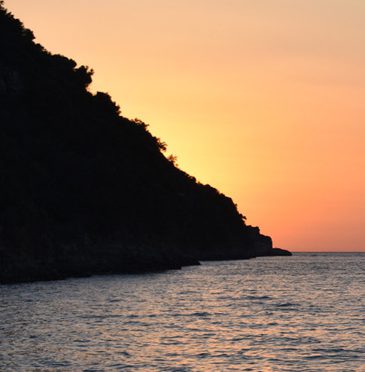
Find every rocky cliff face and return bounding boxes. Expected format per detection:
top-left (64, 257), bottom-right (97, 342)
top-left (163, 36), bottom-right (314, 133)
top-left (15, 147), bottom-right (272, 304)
top-left (0, 5), bottom-right (290, 284)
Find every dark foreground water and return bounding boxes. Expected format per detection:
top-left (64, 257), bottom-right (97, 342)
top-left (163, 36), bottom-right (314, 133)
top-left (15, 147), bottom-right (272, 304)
top-left (1, 253), bottom-right (364, 371)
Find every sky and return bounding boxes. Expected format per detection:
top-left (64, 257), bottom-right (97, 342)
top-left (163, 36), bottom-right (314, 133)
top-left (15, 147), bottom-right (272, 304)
top-left (5, 0), bottom-right (365, 252)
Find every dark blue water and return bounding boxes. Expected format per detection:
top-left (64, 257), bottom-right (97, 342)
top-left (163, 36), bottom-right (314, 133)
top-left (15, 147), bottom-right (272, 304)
top-left (1, 253), bottom-right (364, 371)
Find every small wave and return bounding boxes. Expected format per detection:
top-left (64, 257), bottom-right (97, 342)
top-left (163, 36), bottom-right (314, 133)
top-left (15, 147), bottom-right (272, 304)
top-left (274, 302), bottom-right (298, 307)
top-left (191, 311), bottom-right (210, 317)
top-left (79, 314), bottom-right (125, 320)
top-left (304, 354), bottom-right (324, 360)
top-left (105, 363), bottom-right (134, 369)
top-left (74, 339), bottom-right (90, 343)
top-left (107, 298), bottom-right (120, 303)
top-left (126, 314), bottom-right (139, 319)
top-left (231, 337), bottom-right (246, 342)
top-left (313, 347), bottom-right (350, 354)
top-left (174, 311), bottom-right (210, 317)
top-left (245, 295), bottom-right (271, 300)
top-left (118, 351), bottom-right (131, 357)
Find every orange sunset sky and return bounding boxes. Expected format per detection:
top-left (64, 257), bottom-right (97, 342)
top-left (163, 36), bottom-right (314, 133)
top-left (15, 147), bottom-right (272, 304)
top-left (6, 0), bottom-right (365, 252)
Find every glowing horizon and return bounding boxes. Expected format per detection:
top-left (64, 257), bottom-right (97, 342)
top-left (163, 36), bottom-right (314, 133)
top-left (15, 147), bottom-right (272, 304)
top-left (5, 0), bottom-right (365, 252)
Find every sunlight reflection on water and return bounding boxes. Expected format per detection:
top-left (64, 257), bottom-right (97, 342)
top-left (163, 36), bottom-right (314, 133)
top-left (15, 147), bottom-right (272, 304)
top-left (1, 253), bottom-right (364, 371)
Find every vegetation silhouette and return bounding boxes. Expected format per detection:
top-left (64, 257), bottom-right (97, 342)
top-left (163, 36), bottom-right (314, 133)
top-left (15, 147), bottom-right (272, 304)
top-left (0, 3), bottom-right (290, 284)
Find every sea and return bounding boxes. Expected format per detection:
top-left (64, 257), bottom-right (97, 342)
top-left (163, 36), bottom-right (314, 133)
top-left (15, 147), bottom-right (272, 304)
top-left (1, 252), bottom-right (364, 371)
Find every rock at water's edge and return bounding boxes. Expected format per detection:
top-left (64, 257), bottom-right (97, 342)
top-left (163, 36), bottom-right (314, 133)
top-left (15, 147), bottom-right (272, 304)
top-left (270, 248), bottom-right (292, 256)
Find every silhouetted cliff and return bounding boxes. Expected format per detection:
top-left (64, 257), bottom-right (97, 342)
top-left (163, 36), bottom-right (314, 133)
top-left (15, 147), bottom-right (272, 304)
top-left (0, 4), bottom-right (290, 284)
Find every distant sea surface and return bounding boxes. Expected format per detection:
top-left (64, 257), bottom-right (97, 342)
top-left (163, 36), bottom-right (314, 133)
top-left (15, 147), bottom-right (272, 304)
top-left (1, 253), bottom-right (364, 371)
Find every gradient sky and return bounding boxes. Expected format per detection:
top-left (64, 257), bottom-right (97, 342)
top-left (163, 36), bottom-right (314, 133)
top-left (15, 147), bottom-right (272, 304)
top-left (6, 0), bottom-right (365, 251)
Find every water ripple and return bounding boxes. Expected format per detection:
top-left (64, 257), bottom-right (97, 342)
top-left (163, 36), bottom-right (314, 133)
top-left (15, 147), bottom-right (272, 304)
top-left (1, 252), bottom-right (364, 371)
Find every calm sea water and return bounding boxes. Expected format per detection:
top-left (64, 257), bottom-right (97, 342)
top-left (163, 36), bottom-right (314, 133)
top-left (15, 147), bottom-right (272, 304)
top-left (1, 253), bottom-right (364, 371)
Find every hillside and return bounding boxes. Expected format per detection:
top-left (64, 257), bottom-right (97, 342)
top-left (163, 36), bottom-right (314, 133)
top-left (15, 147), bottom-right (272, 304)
top-left (0, 4), bottom-right (290, 284)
